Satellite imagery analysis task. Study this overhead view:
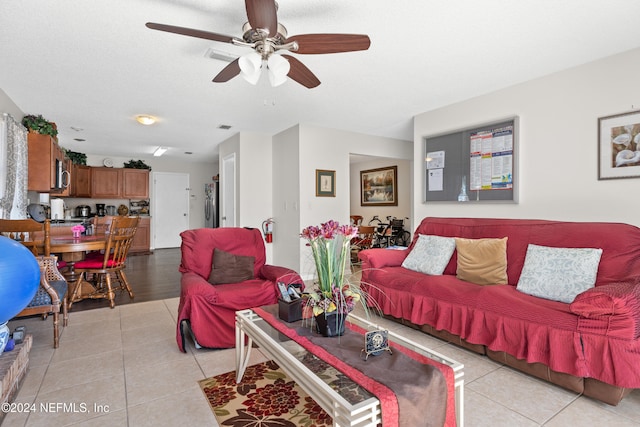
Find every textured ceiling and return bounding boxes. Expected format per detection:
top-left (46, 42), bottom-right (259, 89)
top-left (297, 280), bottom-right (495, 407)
top-left (2, 0), bottom-right (640, 163)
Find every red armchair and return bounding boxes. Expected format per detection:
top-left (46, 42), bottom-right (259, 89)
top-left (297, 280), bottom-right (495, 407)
top-left (176, 227), bottom-right (303, 351)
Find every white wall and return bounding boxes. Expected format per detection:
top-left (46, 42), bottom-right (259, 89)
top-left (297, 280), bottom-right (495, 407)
top-left (281, 124), bottom-right (412, 279)
top-left (413, 47), bottom-right (640, 229)
top-left (0, 89), bottom-right (23, 119)
top-left (349, 157), bottom-right (412, 230)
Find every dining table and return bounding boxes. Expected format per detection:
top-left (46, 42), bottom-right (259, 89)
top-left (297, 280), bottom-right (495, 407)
top-left (49, 234), bottom-right (107, 306)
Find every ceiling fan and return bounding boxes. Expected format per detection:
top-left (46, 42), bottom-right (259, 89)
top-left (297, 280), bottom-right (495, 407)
top-left (146, 0), bottom-right (371, 88)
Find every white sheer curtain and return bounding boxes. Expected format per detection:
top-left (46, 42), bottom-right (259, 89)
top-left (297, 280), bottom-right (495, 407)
top-left (0, 113), bottom-right (28, 219)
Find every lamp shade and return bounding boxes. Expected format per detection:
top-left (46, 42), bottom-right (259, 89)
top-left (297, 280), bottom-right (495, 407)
top-left (267, 54), bottom-right (290, 87)
top-left (0, 236), bottom-right (40, 325)
top-left (239, 52), bottom-right (263, 85)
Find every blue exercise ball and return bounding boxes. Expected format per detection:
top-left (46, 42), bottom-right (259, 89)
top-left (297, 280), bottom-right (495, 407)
top-left (0, 236), bottom-right (40, 325)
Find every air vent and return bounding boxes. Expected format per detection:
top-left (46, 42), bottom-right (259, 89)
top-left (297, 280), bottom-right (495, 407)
top-left (218, 124), bottom-right (232, 130)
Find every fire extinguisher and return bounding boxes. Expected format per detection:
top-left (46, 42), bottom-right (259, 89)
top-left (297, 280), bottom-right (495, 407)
top-left (262, 218), bottom-right (274, 243)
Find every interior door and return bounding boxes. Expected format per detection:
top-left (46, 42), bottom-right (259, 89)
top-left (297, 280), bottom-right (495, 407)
top-left (152, 172), bottom-right (190, 248)
top-left (221, 153), bottom-right (236, 227)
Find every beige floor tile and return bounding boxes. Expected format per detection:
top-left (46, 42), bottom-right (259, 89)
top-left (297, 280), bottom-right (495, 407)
top-left (468, 366), bottom-right (579, 424)
top-left (464, 389), bottom-right (538, 427)
top-left (15, 364), bottom-right (47, 399)
top-left (119, 300), bottom-right (169, 317)
top-left (69, 409), bottom-right (127, 426)
top-left (125, 356), bottom-right (205, 406)
top-left (433, 343), bottom-right (502, 383)
top-left (545, 395), bottom-right (640, 427)
top-left (60, 317), bottom-right (122, 342)
top-left (39, 349), bottom-right (124, 395)
top-left (0, 393), bottom-right (36, 427)
top-left (51, 331), bottom-right (122, 364)
top-left (27, 345), bottom-right (54, 368)
top-left (121, 320), bottom-right (175, 349)
top-left (163, 298), bottom-right (179, 321)
top-left (593, 388), bottom-right (640, 423)
top-left (122, 335), bottom-right (185, 371)
top-left (127, 386), bottom-right (218, 427)
top-left (67, 306), bottom-right (121, 325)
top-left (26, 375), bottom-right (126, 427)
top-left (119, 309), bottom-right (175, 332)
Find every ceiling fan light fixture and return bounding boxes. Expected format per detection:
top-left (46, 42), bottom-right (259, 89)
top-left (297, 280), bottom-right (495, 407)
top-left (136, 115), bottom-right (156, 125)
top-left (239, 52), bottom-right (262, 85)
top-left (267, 54), bottom-right (290, 87)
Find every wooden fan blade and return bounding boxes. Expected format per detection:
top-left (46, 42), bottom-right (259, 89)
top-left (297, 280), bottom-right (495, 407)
top-left (286, 34), bottom-right (371, 54)
top-left (146, 22), bottom-right (236, 44)
top-left (282, 55), bottom-right (320, 89)
top-left (212, 58), bottom-right (241, 83)
top-left (245, 0), bottom-right (278, 37)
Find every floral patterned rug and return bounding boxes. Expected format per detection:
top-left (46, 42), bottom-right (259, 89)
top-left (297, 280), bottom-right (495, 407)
top-left (199, 360), bottom-right (333, 427)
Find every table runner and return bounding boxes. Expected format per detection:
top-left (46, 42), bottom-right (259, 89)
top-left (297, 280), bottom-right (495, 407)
top-left (253, 305), bottom-right (455, 427)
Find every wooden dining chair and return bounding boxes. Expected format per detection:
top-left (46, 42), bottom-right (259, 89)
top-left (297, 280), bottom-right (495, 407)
top-left (350, 225), bottom-right (376, 264)
top-left (71, 216), bottom-right (139, 308)
top-left (0, 218), bottom-right (51, 256)
top-left (14, 256), bottom-right (69, 348)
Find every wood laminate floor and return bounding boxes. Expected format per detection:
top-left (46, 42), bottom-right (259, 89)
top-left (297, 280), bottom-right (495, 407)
top-left (69, 248), bottom-right (182, 312)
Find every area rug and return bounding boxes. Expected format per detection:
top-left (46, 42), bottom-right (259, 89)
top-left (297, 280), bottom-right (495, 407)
top-left (199, 360), bottom-right (333, 427)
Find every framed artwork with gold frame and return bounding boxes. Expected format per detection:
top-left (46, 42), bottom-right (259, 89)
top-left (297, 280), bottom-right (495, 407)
top-left (316, 169), bottom-right (336, 197)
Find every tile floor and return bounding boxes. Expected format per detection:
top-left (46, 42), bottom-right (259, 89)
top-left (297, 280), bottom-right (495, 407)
top-left (2, 298), bottom-right (640, 426)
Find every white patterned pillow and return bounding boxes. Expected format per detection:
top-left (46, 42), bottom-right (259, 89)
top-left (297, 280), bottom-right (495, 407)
top-left (516, 244), bottom-right (603, 303)
top-left (402, 234), bottom-right (456, 275)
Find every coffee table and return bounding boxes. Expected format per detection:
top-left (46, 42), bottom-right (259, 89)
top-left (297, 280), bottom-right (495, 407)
top-left (235, 308), bottom-right (464, 427)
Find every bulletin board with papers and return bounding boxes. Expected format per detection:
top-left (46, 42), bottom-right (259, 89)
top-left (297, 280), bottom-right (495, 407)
top-left (424, 117), bottom-right (518, 203)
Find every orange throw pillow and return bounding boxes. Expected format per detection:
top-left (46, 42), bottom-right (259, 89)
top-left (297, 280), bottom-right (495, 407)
top-left (455, 237), bottom-right (508, 285)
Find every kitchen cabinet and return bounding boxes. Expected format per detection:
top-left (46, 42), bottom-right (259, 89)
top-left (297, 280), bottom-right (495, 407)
top-left (90, 167), bottom-right (149, 198)
top-left (70, 164), bottom-right (91, 197)
top-left (27, 133), bottom-right (70, 195)
top-left (130, 216), bottom-right (151, 254)
top-left (91, 167), bottom-right (121, 198)
top-left (122, 169), bottom-right (149, 198)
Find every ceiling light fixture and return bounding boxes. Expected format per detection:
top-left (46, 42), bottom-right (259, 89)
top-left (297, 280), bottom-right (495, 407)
top-left (136, 115), bottom-right (156, 125)
top-left (238, 52), bottom-right (290, 87)
top-left (153, 147), bottom-right (168, 157)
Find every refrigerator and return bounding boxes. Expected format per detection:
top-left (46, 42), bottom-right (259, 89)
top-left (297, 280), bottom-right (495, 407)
top-left (204, 182), bottom-right (219, 228)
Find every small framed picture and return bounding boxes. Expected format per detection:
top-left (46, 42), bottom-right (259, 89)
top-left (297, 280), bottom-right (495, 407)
top-left (598, 110), bottom-right (640, 180)
top-left (316, 169), bottom-right (336, 197)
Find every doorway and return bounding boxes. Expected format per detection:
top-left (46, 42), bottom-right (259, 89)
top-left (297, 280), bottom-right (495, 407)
top-left (221, 153), bottom-right (236, 227)
top-left (152, 172), bottom-right (190, 248)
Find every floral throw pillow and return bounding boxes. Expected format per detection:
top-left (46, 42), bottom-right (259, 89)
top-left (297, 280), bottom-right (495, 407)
top-left (401, 234), bottom-right (456, 275)
top-left (516, 244), bottom-right (603, 303)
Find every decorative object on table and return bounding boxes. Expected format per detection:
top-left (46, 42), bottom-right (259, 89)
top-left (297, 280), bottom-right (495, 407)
top-left (0, 237), bottom-right (40, 343)
top-left (103, 157), bottom-right (114, 167)
top-left (360, 165), bottom-right (398, 206)
top-left (71, 224), bottom-right (85, 238)
top-left (123, 159), bottom-right (151, 170)
top-left (64, 150), bottom-right (87, 165)
top-left (315, 169), bottom-right (336, 197)
top-left (598, 110), bottom-right (640, 179)
top-left (117, 204), bottom-right (129, 216)
top-left (0, 323), bottom-right (10, 353)
top-left (199, 361), bottom-right (332, 425)
top-left (361, 329), bottom-right (392, 361)
top-left (300, 220), bottom-right (371, 337)
top-left (20, 114), bottom-right (58, 138)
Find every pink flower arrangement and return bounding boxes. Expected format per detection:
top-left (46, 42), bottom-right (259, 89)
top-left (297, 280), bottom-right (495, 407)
top-left (300, 220), bottom-right (362, 316)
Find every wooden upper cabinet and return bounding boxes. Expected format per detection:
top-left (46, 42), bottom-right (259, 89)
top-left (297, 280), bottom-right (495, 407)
top-left (70, 164), bottom-right (91, 197)
top-left (90, 167), bottom-right (149, 198)
top-left (90, 167), bottom-right (122, 198)
top-left (122, 169), bottom-right (149, 198)
top-left (27, 133), bottom-right (70, 195)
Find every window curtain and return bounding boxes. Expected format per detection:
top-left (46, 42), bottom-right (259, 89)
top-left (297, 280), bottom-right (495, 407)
top-left (0, 113), bottom-right (28, 219)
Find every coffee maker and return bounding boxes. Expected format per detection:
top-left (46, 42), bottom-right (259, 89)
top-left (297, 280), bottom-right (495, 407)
top-left (96, 203), bottom-right (106, 217)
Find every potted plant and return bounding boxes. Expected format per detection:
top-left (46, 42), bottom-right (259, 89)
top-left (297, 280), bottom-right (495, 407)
top-left (21, 114), bottom-right (58, 138)
top-left (123, 159), bottom-right (151, 170)
top-left (300, 220), bottom-right (371, 336)
top-left (65, 150), bottom-right (87, 165)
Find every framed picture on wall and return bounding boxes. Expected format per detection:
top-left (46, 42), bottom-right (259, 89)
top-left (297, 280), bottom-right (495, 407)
top-left (360, 166), bottom-right (398, 206)
top-left (316, 169), bottom-right (336, 197)
top-left (598, 110), bottom-right (640, 180)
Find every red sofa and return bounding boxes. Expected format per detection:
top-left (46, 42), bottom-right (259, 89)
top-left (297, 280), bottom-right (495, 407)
top-left (177, 227), bottom-right (303, 351)
top-left (359, 217), bottom-right (640, 405)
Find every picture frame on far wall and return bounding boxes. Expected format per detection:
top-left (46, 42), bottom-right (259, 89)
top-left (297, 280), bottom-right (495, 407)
top-left (315, 169), bottom-right (336, 197)
top-left (598, 110), bottom-right (640, 180)
top-left (360, 166), bottom-right (398, 206)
